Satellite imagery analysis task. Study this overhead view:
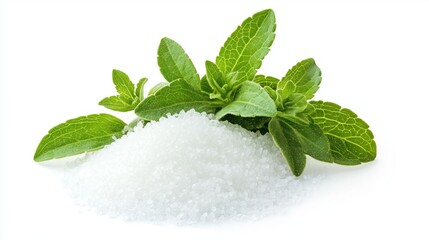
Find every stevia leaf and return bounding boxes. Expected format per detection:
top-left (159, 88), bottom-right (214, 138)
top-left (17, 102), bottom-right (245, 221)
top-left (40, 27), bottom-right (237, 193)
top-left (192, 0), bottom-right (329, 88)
top-left (276, 111), bottom-right (310, 126)
top-left (99, 96), bottom-right (135, 112)
top-left (216, 9), bottom-right (276, 86)
top-left (282, 93), bottom-right (308, 114)
top-left (215, 81), bottom-right (277, 120)
top-left (158, 37), bottom-right (200, 90)
top-left (200, 75), bottom-right (213, 94)
top-left (135, 79), bottom-right (223, 121)
top-left (277, 58), bottom-right (321, 100)
top-left (254, 75), bottom-right (279, 89)
top-left (275, 80), bottom-right (294, 108)
top-left (308, 101), bottom-right (377, 165)
top-left (34, 114), bottom-right (126, 161)
top-left (269, 117), bottom-right (306, 176)
top-left (135, 77), bottom-right (148, 101)
top-left (148, 82), bottom-right (169, 96)
top-left (112, 69), bottom-right (136, 103)
top-left (279, 117), bottom-right (332, 162)
top-left (205, 61), bottom-right (227, 95)
top-left (264, 86), bottom-right (277, 101)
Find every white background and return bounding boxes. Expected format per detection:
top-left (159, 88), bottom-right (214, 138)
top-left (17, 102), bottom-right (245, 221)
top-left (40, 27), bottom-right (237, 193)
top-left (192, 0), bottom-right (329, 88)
top-left (1, 0), bottom-right (429, 239)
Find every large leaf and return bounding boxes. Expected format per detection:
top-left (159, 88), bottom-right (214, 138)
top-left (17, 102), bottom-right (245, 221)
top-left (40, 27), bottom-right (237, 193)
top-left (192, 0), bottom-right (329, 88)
top-left (308, 101), bottom-right (377, 165)
top-left (277, 58), bottom-right (321, 100)
top-left (34, 114), bottom-right (126, 161)
top-left (157, 37), bottom-right (200, 90)
top-left (215, 81), bottom-right (277, 119)
top-left (269, 117), bottom-right (306, 176)
top-left (112, 69), bottom-right (136, 103)
top-left (216, 9), bottom-right (276, 85)
top-left (135, 79), bottom-right (223, 121)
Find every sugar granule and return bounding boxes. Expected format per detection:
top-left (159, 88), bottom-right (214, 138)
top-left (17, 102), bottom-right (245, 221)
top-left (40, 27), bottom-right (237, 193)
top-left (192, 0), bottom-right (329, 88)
top-left (63, 110), bottom-right (315, 224)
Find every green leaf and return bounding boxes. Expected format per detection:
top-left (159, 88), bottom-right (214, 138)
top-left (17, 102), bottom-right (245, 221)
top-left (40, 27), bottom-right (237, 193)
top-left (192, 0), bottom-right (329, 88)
top-left (277, 58), bottom-right (321, 100)
top-left (222, 114), bottom-right (270, 132)
top-left (100, 70), bottom-right (140, 112)
top-left (264, 86), bottom-right (277, 101)
top-left (99, 96), bottom-right (135, 112)
top-left (135, 79), bottom-right (223, 121)
top-left (157, 37), bottom-right (200, 90)
top-left (269, 117), bottom-right (306, 176)
top-left (215, 81), bottom-right (277, 120)
top-left (276, 111), bottom-right (310, 126)
top-left (279, 117), bottom-right (332, 162)
top-left (308, 101), bottom-right (377, 165)
top-left (135, 78), bottom-right (148, 101)
top-left (281, 93), bottom-right (308, 114)
top-left (275, 80), bottom-right (295, 107)
top-left (112, 69), bottom-right (136, 103)
top-left (216, 9), bottom-right (276, 85)
top-left (254, 75), bottom-right (279, 89)
top-left (205, 61), bottom-right (227, 96)
top-left (200, 75), bottom-right (213, 94)
top-left (34, 114), bottom-right (126, 161)
top-left (148, 82), bottom-right (169, 96)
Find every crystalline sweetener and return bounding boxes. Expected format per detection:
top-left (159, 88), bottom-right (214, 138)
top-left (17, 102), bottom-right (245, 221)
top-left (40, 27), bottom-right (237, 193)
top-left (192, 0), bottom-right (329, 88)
top-left (63, 110), bottom-right (315, 224)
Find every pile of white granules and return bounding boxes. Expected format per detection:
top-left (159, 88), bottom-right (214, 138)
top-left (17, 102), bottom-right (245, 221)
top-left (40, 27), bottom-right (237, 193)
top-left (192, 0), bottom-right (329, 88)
top-left (63, 110), bottom-right (316, 224)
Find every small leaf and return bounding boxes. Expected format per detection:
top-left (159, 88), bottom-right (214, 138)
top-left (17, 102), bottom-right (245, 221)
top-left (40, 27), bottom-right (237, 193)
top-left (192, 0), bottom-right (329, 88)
top-left (112, 69), bottom-right (136, 103)
top-left (34, 114), bottom-right (126, 161)
top-left (209, 92), bottom-right (223, 100)
top-left (275, 80), bottom-right (295, 107)
top-left (99, 96), bottom-right (135, 112)
top-left (215, 81), bottom-right (277, 119)
top-left (135, 78), bottom-right (148, 101)
top-left (135, 79), bottom-right (223, 121)
top-left (158, 37), bottom-right (200, 90)
top-left (309, 101), bottom-right (377, 165)
top-left (205, 61), bottom-right (227, 96)
top-left (264, 86), bottom-right (277, 101)
top-left (254, 75), bottom-right (279, 89)
top-left (216, 9), bottom-right (276, 85)
top-left (282, 93), bottom-right (308, 114)
top-left (200, 75), bottom-right (213, 94)
top-left (279, 117), bottom-right (332, 162)
top-left (277, 58), bottom-right (321, 100)
top-left (269, 117), bottom-right (306, 176)
top-left (148, 82), bottom-right (169, 96)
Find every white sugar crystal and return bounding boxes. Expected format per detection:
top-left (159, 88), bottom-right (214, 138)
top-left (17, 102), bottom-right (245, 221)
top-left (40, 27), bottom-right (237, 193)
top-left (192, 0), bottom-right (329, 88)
top-left (63, 110), bottom-right (316, 224)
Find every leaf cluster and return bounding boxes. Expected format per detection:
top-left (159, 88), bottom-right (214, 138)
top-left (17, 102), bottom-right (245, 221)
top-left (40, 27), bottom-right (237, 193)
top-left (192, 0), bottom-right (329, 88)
top-left (34, 9), bottom-right (376, 176)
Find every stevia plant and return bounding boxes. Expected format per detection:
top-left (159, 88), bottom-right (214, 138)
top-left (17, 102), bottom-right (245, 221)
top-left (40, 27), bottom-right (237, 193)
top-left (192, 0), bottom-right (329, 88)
top-left (34, 9), bottom-right (376, 176)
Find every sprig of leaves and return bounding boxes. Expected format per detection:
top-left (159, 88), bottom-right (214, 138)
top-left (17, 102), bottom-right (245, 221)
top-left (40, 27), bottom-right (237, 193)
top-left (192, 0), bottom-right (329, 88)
top-left (34, 9), bottom-right (376, 176)
top-left (99, 69), bottom-right (148, 111)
